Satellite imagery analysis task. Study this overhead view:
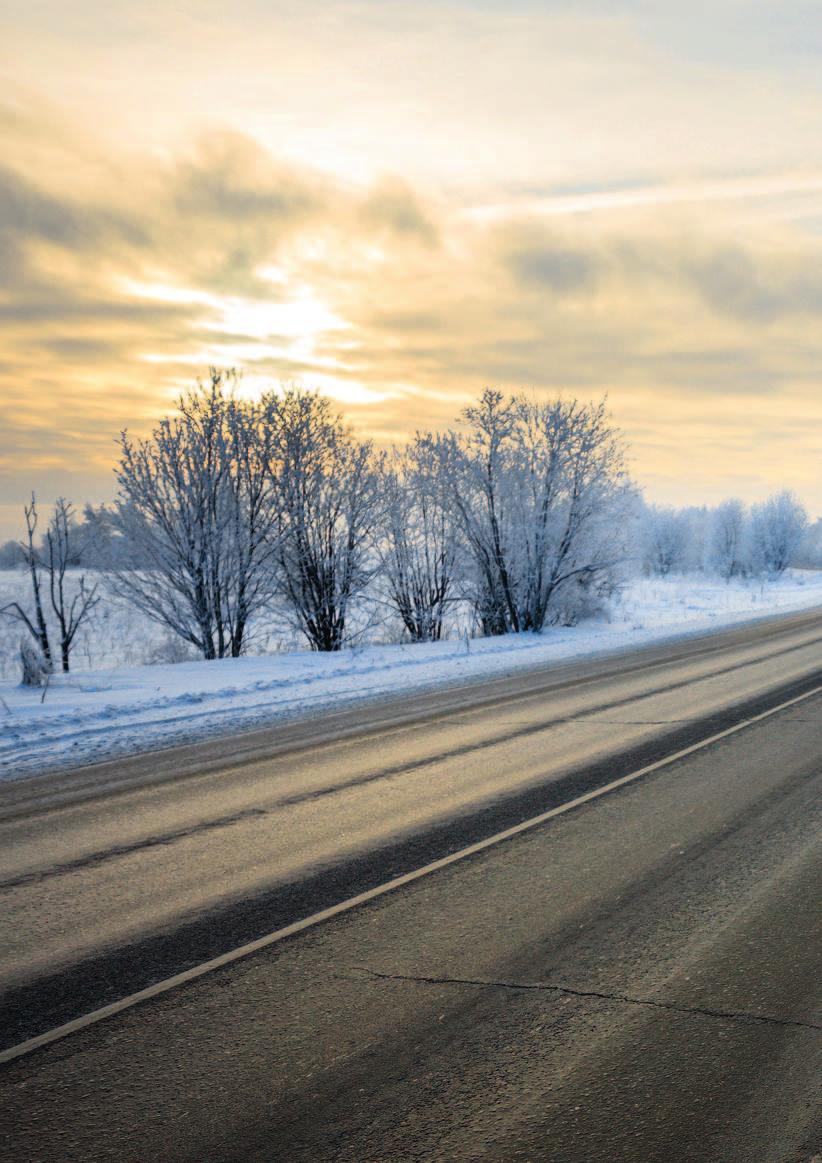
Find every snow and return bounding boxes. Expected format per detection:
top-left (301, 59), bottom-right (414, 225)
top-left (1, 570), bottom-right (821, 782)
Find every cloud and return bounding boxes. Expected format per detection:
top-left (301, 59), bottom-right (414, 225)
top-left (685, 245), bottom-right (822, 321)
top-left (466, 173), bottom-right (822, 222)
top-left (171, 131), bottom-right (321, 225)
top-left (0, 161), bottom-right (148, 259)
top-left (0, 164), bottom-right (83, 247)
top-left (505, 242), bottom-right (599, 292)
top-left (2, 83), bottom-right (822, 528)
top-left (358, 178), bottom-right (439, 244)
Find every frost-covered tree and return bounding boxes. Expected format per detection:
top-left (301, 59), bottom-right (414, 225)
top-left (642, 505), bottom-right (688, 577)
top-left (378, 435), bottom-right (458, 641)
top-left (440, 389), bottom-right (519, 635)
top-left (509, 395), bottom-right (633, 629)
top-left (263, 388), bottom-right (382, 651)
top-left (796, 517), bottom-right (822, 568)
top-left (113, 370), bottom-right (279, 659)
top-left (678, 506), bottom-right (712, 574)
top-left (442, 389), bottom-right (633, 634)
top-left (750, 491), bottom-right (808, 577)
top-left (222, 397), bottom-right (282, 654)
top-left (707, 498), bottom-right (749, 580)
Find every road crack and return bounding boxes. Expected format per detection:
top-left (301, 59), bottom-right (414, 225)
top-left (353, 967), bottom-right (822, 1034)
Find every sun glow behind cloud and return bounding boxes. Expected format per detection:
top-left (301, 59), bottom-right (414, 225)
top-left (121, 275), bottom-right (395, 407)
top-left (126, 277), bottom-right (355, 383)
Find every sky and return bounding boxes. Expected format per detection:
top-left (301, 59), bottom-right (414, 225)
top-left (2, 0), bottom-right (822, 539)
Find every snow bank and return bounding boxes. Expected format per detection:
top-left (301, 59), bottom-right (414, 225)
top-left (1, 571), bottom-right (821, 782)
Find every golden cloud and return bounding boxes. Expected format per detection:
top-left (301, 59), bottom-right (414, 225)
top-left (1, 87), bottom-right (822, 531)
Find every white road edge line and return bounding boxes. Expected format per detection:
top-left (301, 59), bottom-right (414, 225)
top-left (3, 681), bottom-right (821, 1067)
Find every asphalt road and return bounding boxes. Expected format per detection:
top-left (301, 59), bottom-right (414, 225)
top-left (1, 609), bottom-right (821, 1160)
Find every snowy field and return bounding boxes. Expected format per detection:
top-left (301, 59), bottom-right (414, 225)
top-left (1, 569), bottom-right (821, 782)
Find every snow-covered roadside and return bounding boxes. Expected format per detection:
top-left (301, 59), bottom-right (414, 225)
top-left (1, 571), bottom-right (821, 782)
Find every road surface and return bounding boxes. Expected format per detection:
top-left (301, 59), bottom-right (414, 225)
top-left (0, 609), bottom-right (821, 1160)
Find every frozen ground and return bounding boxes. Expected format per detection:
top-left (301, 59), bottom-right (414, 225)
top-left (1, 570), bottom-right (821, 782)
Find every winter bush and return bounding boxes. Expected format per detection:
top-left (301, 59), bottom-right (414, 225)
top-left (19, 638), bottom-right (50, 687)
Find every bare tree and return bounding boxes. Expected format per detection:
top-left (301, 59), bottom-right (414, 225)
top-left (1, 495), bottom-right (100, 678)
top-left (45, 498), bottom-right (100, 672)
top-left (0, 496), bottom-right (53, 676)
top-left (378, 435), bottom-right (458, 641)
top-left (264, 388), bottom-right (382, 651)
top-left (113, 370), bottom-right (279, 659)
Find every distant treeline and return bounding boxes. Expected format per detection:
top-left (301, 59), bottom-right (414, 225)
top-left (0, 503), bottom-right (140, 571)
top-left (641, 494), bottom-right (816, 580)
